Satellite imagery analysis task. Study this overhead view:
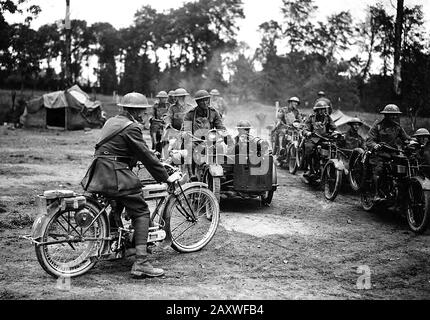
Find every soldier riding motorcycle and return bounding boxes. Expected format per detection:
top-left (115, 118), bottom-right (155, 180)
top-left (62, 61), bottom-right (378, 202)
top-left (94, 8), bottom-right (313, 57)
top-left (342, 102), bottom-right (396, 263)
top-left (150, 91), bottom-right (170, 153)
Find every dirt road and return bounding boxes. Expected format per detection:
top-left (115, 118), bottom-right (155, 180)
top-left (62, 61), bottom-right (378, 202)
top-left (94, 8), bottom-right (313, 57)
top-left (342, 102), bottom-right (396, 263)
top-left (0, 128), bottom-right (429, 300)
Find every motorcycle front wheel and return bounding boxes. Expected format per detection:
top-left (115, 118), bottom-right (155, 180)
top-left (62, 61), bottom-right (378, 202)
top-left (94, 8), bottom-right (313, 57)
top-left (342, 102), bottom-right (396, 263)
top-left (35, 201), bottom-right (109, 278)
top-left (407, 180), bottom-right (430, 234)
top-left (322, 162), bottom-right (343, 201)
top-left (288, 144), bottom-right (299, 175)
top-left (164, 185), bottom-right (220, 253)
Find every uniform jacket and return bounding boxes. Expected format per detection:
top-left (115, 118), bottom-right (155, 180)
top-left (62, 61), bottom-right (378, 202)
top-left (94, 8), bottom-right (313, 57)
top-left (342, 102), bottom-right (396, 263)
top-left (276, 107), bottom-right (302, 127)
top-left (366, 119), bottom-right (409, 150)
top-left (303, 113), bottom-right (337, 143)
top-left (165, 102), bottom-right (193, 130)
top-left (210, 97), bottom-right (228, 116)
top-left (81, 112), bottom-right (169, 197)
top-left (344, 128), bottom-right (365, 150)
top-left (151, 102), bottom-right (170, 122)
top-left (183, 106), bottom-right (226, 134)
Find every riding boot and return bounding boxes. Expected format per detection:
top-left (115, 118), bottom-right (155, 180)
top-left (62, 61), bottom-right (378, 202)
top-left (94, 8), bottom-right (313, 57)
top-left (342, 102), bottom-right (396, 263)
top-left (373, 176), bottom-right (384, 202)
top-left (130, 245), bottom-right (164, 278)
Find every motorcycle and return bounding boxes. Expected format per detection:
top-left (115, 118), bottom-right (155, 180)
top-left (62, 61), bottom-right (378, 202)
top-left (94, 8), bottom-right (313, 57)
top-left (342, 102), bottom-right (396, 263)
top-left (22, 162), bottom-right (220, 278)
top-left (187, 129), bottom-right (277, 206)
top-left (286, 122), bottom-right (305, 175)
top-left (357, 143), bottom-right (430, 234)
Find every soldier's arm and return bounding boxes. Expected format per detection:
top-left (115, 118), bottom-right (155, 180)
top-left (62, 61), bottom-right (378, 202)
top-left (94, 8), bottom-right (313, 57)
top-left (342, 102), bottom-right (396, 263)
top-left (366, 123), bottom-right (379, 149)
top-left (164, 106), bottom-right (174, 127)
top-left (213, 111), bottom-right (227, 131)
top-left (124, 126), bottom-right (169, 183)
top-left (303, 117), bottom-right (312, 136)
top-left (328, 117), bottom-right (337, 132)
top-left (399, 127), bottom-right (411, 143)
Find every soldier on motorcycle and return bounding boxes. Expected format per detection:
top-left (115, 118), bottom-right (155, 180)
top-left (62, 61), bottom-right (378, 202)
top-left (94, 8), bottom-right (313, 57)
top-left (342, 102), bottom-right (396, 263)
top-left (210, 89), bottom-right (228, 117)
top-left (165, 88), bottom-right (193, 131)
top-left (167, 90), bottom-right (177, 105)
top-left (344, 117), bottom-right (365, 150)
top-left (81, 92), bottom-right (178, 278)
top-left (183, 90), bottom-right (227, 180)
top-left (366, 104), bottom-right (411, 201)
top-left (412, 128), bottom-right (430, 176)
top-left (150, 91), bottom-right (170, 153)
top-left (302, 100), bottom-right (337, 180)
top-left (316, 91), bottom-right (333, 115)
top-left (272, 96), bottom-right (302, 158)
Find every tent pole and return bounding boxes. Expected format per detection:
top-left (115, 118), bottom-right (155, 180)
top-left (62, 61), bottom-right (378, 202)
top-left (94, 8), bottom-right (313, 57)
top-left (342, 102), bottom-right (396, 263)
top-left (65, 108), bottom-right (68, 130)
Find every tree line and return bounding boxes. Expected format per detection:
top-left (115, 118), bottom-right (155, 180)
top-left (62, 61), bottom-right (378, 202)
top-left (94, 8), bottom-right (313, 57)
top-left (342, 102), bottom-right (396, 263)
top-left (0, 0), bottom-right (429, 116)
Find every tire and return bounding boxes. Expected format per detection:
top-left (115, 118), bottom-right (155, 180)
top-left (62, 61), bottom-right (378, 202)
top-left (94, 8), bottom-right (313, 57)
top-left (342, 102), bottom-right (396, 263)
top-left (164, 186), bottom-right (220, 253)
top-left (35, 201), bottom-right (109, 278)
top-left (406, 181), bottom-right (430, 234)
top-left (288, 144), bottom-right (299, 175)
top-left (261, 190), bottom-right (274, 206)
top-left (361, 187), bottom-right (377, 212)
top-left (348, 149), bottom-right (365, 192)
top-left (205, 174), bottom-right (221, 203)
top-left (322, 162), bottom-right (342, 201)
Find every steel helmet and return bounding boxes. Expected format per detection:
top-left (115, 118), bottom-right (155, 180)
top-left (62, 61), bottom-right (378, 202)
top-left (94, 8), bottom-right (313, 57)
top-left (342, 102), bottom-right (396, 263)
top-left (236, 120), bottom-right (252, 129)
top-left (288, 97), bottom-right (301, 104)
top-left (318, 91), bottom-right (326, 97)
top-left (210, 89), bottom-right (220, 96)
top-left (413, 128), bottom-right (430, 137)
top-left (156, 91), bottom-right (168, 98)
top-left (173, 88), bottom-right (189, 97)
top-left (313, 100), bottom-right (329, 111)
top-left (347, 117), bottom-right (363, 126)
top-left (117, 92), bottom-right (149, 108)
top-left (168, 90), bottom-right (175, 96)
top-left (194, 90), bottom-right (211, 101)
top-left (380, 104), bottom-right (402, 114)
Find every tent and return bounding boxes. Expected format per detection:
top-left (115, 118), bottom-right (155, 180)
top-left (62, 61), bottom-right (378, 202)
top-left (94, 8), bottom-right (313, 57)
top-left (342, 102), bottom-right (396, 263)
top-left (331, 109), bottom-right (371, 138)
top-left (20, 85), bottom-right (106, 130)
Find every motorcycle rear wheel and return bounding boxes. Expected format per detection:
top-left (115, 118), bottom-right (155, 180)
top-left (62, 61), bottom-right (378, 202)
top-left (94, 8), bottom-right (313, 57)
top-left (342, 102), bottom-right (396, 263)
top-left (407, 181), bottom-right (430, 234)
top-left (35, 201), bottom-right (108, 278)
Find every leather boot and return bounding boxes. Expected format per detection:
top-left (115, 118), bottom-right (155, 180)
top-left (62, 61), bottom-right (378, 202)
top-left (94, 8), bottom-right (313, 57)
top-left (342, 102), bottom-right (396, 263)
top-left (130, 245), bottom-right (164, 278)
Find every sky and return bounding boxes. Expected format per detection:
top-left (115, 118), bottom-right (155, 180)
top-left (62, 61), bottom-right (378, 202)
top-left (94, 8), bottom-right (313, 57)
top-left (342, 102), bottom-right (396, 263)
top-left (6, 0), bottom-right (430, 51)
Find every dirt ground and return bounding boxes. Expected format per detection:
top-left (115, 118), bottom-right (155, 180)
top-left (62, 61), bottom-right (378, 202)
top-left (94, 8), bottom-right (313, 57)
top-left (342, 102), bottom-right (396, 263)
top-left (0, 125), bottom-right (430, 300)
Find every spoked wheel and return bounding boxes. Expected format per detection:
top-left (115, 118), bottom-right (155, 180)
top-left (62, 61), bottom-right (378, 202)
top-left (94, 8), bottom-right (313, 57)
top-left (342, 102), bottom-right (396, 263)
top-left (164, 185), bottom-right (220, 253)
top-left (35, 202), bottom-right (109, 278)
top-left (348, 149), bottom-right (365, 191)
top-left (360, 181), bottom-right (377, 211)
top-left (288, 144), bottom-right (299, 175)
top-left (322, 162), bottom-right (343, 201)
top-left (407, 180), bottom-right (430, 234)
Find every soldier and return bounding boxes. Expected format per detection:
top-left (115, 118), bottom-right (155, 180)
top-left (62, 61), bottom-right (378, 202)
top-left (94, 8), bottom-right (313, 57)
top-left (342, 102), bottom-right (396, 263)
top-left (302, 100), bottom-right (337, 179)
top-left (167, 90), bottom-right (177, 105)
top-left (316, 91), bottom-right (333, 115)
top-left (412, 128), bottom-right (430, 176)
top-left (150, 91), bottom-right (170, 153)
top-left (81, 92), bottom-right (179, 278)
top-left (272, 96), bottom-right (302, 157)
top-left (183, 90), bottom-right (227, 179)
top-left (366, 104), bottom-right (410, 200)
top-left (210, 89), bottom-right (228, 117)
top-left (165, 88), bottom-right (193, 131)
top-left (344, 117), bottom-right (365, 150)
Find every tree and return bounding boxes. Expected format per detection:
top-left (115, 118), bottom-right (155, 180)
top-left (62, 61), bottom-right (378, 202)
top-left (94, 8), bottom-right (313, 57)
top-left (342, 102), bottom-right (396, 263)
top-left (393, 0), bottom-right (404, 96)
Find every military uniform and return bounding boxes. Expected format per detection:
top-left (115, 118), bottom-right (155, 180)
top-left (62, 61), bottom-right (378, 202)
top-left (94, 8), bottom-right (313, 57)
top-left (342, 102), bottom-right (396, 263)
top-left (150, 102), bottom-right (170, 152)
top-left (272, 107), bottom-right (302, 156)
top-left (165, 102), bottom-right (193, 131)
top-left (81, 111), bottom-right (169, 257)
top-left (303, 113), bottom-right (337, 173)
top-left (366, 118), bottom-right (410, 176)
top-left (210, 97), bottom-right (228, 117)
top-left (344, 128), bottom-right (365, 150)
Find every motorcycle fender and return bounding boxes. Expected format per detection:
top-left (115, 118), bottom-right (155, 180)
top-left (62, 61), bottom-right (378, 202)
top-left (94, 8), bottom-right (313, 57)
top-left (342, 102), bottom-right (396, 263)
top-left (31, 197), bottom-right (61, 240)
top-left (209, 164), bottom-right (224, 177)
top-left (324, 159), bottom-right (345, 173)
top-left (411, 177), bottom-right (430, 192)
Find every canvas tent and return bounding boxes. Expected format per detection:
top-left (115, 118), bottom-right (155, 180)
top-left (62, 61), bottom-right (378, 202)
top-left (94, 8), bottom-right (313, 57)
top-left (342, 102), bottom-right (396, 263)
top-left (20, 85), bottom-right (105, 130)
top-left (330, 109), bottom-right (371, 138)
